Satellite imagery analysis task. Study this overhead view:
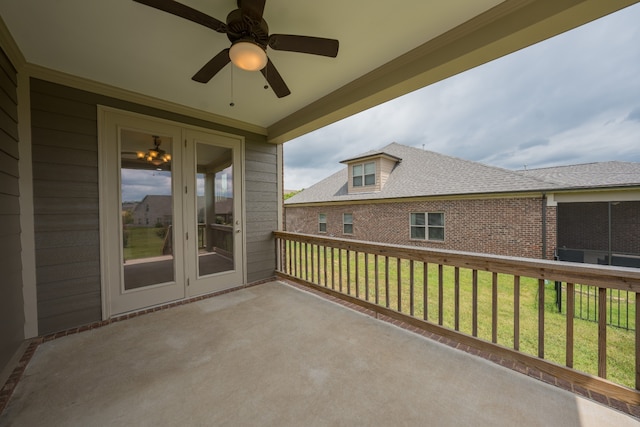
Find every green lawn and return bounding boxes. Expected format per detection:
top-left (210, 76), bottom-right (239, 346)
top-left (288, 245), bottom-right (636, 389)
top-left (123, 226), bottom-right (167, 260)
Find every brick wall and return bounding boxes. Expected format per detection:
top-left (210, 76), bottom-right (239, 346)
top-left (285, 196), bottom-right (557, 259)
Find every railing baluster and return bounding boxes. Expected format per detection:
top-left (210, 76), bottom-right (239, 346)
top-left (538, 279), bottom-right (545, 359)
top-left (514, 275), bottom-right (520, 351)
top-left (347, 250), bottom-right (351, 295)
top-left (294, 240), bottom-right (298, 277)
top-left (323, 245), bottom-right (327, 287)
top-left (636, 292), bottom-right (640, 390)
top-left (492, 272), bottom-right (498, 344)
top-left (339, 249), bottom-right (343, 293)
top-left (291, 239), bottom-right (295, 276)
top-left (375, 254), bottom-right (379, 305)
top-left (310, 244), bottom-right (315, 283)
top-left (410, 260), bottom-right (415, 316)
top-left (438, 264), bottom-right (443, 326)
top-left (385, 256), bottom-right (390, 308)
top-left (454, 267), bottom-right (460, 331)
top-left (423, 262), bottom-right (428, 321)
top-left (317, 244), bottom-right (321, 285)
top-left (397, 258), bottom-right (402, 312)
top-left (355, 252), bottom-right (360, 298)
top-left (472, 269), bottom-right (478, 337)
top-left (598, 287), bottom-right (607, 378)
top-left (330, 247), bottom-right (335, 290)
top-left (365, 253), bottom-right (370, 302)
top-left (566, 282), bottom-right (575, 368)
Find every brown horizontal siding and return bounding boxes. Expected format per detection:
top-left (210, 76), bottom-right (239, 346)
top-left (0, 46), bottom-right (23, 375)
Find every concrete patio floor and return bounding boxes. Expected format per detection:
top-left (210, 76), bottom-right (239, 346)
top-left (1, 281), bottom-right (637, 426)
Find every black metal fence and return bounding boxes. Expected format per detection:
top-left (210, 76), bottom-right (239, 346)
top-left (555, 247), bottom-right (638, 331)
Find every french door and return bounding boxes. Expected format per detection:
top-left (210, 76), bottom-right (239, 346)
top-left (100, 108), bottom-right (244, 316)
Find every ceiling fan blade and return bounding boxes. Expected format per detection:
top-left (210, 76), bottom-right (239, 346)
top-left (260, 59), bottom-right (291, 98)
top-left (192, 49), bottom-right (231, 83)
top-left (268, 34), bottom-right (339, 57)
top-left (238, 0), bottom-right (266, 21)
top-left (133, 0), bottom-right (226, 33)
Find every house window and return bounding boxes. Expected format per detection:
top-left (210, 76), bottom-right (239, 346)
top-left (343, 213), bottom-right (353, 234)
top-left (410, 212), bottom-right (444, 241)
top-left (352, 162), bottom-right (376, 187)
top-left (318, 213), bottom-right (327, 233)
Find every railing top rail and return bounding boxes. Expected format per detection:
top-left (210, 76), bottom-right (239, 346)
top-left (274, 231), bottom-right (640, 291)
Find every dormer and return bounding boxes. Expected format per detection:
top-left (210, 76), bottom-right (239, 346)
top-left (340, 151), bottom-right (402, 194)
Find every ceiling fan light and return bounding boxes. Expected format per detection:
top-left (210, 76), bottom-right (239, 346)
top-left (229, 41), bottom-right (267, 71)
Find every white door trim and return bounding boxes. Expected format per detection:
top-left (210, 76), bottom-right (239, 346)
top-left (98, 106), bottom-right (246, 318)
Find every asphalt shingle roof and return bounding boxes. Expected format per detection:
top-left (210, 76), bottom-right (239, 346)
top-left (285, 143), bottom-right (640, 205)
top-left (519, 161), bottom-right (640, 188)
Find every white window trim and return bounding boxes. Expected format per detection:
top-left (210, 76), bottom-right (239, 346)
top-left (318, 213), bottom-right (327, 233)
top-left (352, 161), bottom-right (376, 187)
top-left (343, 213), bottom-right (353, 235)
top-left (410, 212), bottom-right (445, 242)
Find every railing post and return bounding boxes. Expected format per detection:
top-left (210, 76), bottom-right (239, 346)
top-left (598, 287), bottom-right (607, 378)
top-left (566, 283), bottom-right (574, 368)
top-left (275, 236), bottom-right (281, 272)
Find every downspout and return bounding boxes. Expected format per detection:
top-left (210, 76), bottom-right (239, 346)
top-left (541, 193), bottom-right (547, 260)
top-left (608, 201), bottom-right (612, 264)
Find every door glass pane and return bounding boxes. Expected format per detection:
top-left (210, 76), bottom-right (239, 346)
top-left (196, 143), bottom-right (234, 277)
top-left (121, 130), bottom-right (174, 290)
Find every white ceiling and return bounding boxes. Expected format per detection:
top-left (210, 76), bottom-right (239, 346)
top-left (1, 1), bottom-right (638, 142)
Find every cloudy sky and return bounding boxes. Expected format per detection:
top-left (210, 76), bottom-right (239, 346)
top-left (283, 4), bottom-right (640, 191)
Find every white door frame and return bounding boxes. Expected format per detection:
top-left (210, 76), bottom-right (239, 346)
top-left (98, 107), bottom-right (246, 318)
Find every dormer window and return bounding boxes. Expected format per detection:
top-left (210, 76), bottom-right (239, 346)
top-left (341, 150), bottom-right (401, 195)
top-left (353, 162), bottom-right (376, 187)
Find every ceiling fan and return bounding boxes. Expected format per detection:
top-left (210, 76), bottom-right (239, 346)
top-left (133, 0), bottom-right (339, 98)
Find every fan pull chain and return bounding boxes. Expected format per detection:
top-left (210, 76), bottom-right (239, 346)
top-left (263, 64), bottom-right (269, 90)
top-left (229, 65), bottom-right (235, 107)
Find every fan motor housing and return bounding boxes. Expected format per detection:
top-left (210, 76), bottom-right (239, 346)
top-left (226, 9), bottom-right (269, 47)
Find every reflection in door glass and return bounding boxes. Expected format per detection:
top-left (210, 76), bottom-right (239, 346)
top-left (196, 143), bottom-right (234, 277)
top-left (120, 130), bottom-right (174, 290)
